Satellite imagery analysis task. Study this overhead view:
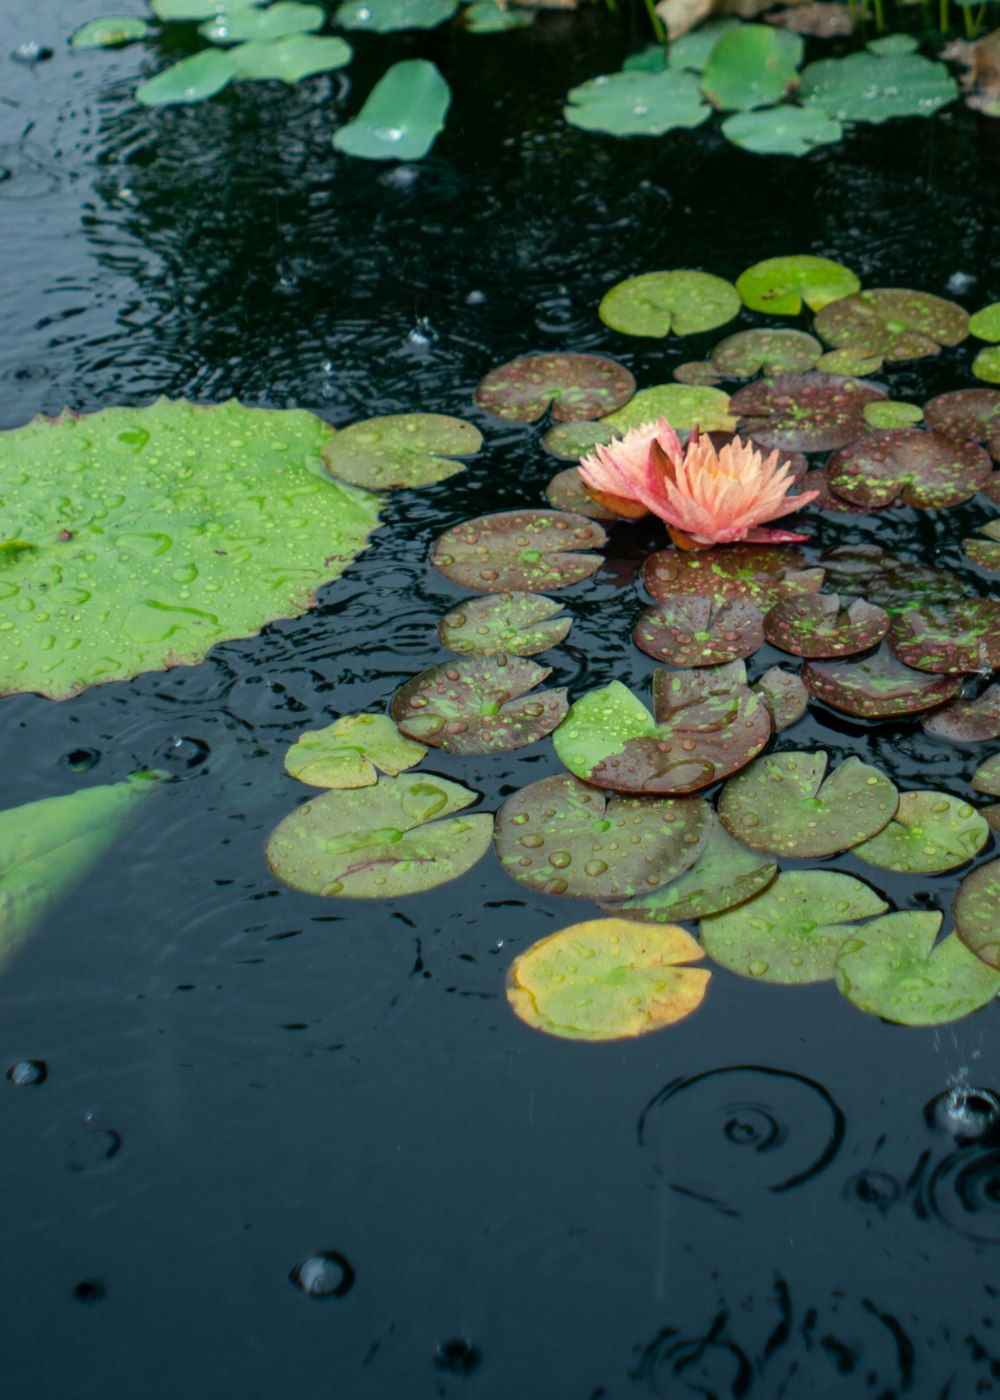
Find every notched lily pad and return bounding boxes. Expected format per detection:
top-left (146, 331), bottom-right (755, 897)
top-left (599, 270), bottom-right (741, 338)
top-left (922, 685), bottom-right (1000, 742)
top-left (474, 354), bottom-right (635, 425)
top-left (825, 429), bottom-right (991, 510)
top-left (802, 647), bottom-right (964, 718)
top-left (431, 510), bottom-right (606, 592)
top-left (634, 593), bottom-right (764, 666)
top-left (545, 467), bottom-right (621, 519)
top-left (283, 714), bottom-right (426, 789)
top-left (711, 329), bottom-right (823, 378)
top-left (438, 592), bottom-right (571, 657)
top-left (818, 544), bottom-right (965, 615)
top-left (888, 599), bottom-right (1000, 674)
top-left (954, 858), bottom-right (1000, 968)
top-left (542, 421), bottom-right (620, 464)
top-left (643, 543), bottom-right (822, 609)
top-left (763, 593), bottom-right (889, 658)
top-left (813, 288), bottom-right (969, 361)
top-left (730, 372), bottom-right (886, 452)
top-left (736, 255), bottom-right (860, 316)
top-left (852, 790), bottom-right (989, 873)
top-left (700, 24), bottom-right (802, 110)
top-left (601, 384), bottom-right (737, 434)
top-left (801, 51), bottom-right (958, 127)
top-left (321, 413), bottom-right (482, 488)
top-left (390, 655), bottom-right (567, 753)
top-left (564, 70), bottom-right (712, 137)
top-left (753, 665), bottom-right (808, 730)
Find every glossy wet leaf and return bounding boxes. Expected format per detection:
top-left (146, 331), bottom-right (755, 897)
top-left (335, 0), bottom-right (456, 29)
top-left (431, 509), bottom-right (606, 592)
top-left (136, 48), bottom-right (237, 104)
top-left (818, 544), bottom-right (965, 615)
top-left (673, 361), bottom-right (723, 386)
top-left (826, 428), bottom-right (991, 510)
top-left (813, 288), bottom-right (968, 361)
top-left (835, 913), bottom-right (1000, 1026)
top-left (721, 104), bottom-right (842, 156)
top-left (973, 754), bottom-right (1000, 796)
top-left (321, 413), bottom-right (481, 488)
top-left (801, 647), bottom-right (963, 718)
top-left (333, 60), bottom-right (450, 161)
top-left (801, 52), bottom-right (958, 125)
top-left (731, 372), bottom-right (886, 452)
top-left (923, 389), bottom-right (1000, 461)
top-left (438, 592), bottom-right (571, 657)
top-left (494, 772), bottom-right (711, 900)
top-left (954, 858), bottom-right (1000, 967)
top-left (700, 25), bottom-right (802, 110)
top-left (284, 714), bottom-right (426, 789)
top-left (804, 466), bottom-right (876, 515)
top-left (922, 685), bottom-right (1000, 742)
top-left (201, 1), bottom-right (323, 40)
top-left (229, 34), bottom-right (353, 81)
top-left (599, 270), bottom-right (740, 338)
top-left (711, 329), bottom-right (822, 378)
top-left (973, 348), bottom-right (1000, 385)
top-left (852, 791), bottom-right (988, 873)
top-left (601, 384), bottom-right (737, 434)
top-left (391, 655), bottom-right (566, 754)
top-left (464, 1), bottom-right (533, 31)
top-left (71, 15), bottom-right (151, 46)
top-left (634, 594), bottom-right (764, 666)
top-left (564, 70), bottom-right (712, 136)
top-left (736, 255), bottom-right (860, 316)
top-left (545, 467), bottom-right (620, 519)
top-left (0, 400), bottom-right (379, 700)
top-left (643, 543), bottom-right (822, 608)
top-left (473, 354), bottom-right (635, 424)
top-left (719, 750), bottom-right (898, 857)
top-left (887, 599), bottom-right (1000, 673)
top-left (863, 400), bottom-right (923, 430)
top-left (506, 918), bottom-right (710, 1042)
top-left (970, 303), bottom-right (1000, 342)
top-left (542, 421), bottom-right (620, 463)
top-left (151, 0), bottom-right (264, 16)
top-left (753, 665), bottom-right (808, 730)
top-left (815, 347), bottom-right (885, 376)
top-left (700, 870), bottom-right (889, 984)
top-left (763, 593), bottom-right (889, 658)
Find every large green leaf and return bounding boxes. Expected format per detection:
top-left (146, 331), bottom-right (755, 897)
top-left (333, 60), bottom-right (451, 161)
top-left (700, 26), bottom-right (803, 111)
top-left (391, 656), bottom-right (567, 754)
top-left (736, 254), bottom-right (860, 315)
top-left (335, 0), bottom-right (456, 29)
top-left (800, 51), bottom-right (958, 125)
top-left (228, 35), bottom-right (353, 82)
top-left (599, 271), bottom-right (741, 338)
top-left (321, 413), bottom-right (482, 488)
top-left (722, 105), bottom-right (842, 156)
top-left (564, 70), bottom-right (711, 137)
top-left (0, 400), bottom-right (379, 699)
top-left (136, 48), bottom-right (238, 105)
top-left (851, 791), bottom-right (989, 873)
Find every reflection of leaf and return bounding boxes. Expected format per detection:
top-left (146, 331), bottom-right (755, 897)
top-left (284, 714), bottom-right (426, 789)
top-left (333, 60), bottom-right (451, 161)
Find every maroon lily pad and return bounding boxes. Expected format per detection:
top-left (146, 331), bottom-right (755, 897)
top-left (825, 429), bottom-right (991, 510)
top-left (965, 527), bottom-right (1000, 573)
top-left (643, 544), bottom-right (823, 609)
top-left (545, 467), bottom-right (622, 520)
top-left (801, 646), bottom-right (964, 718)
top-left (474, 353), bottom-right (636, 424)
top-left (985, 476), bottom-right (1000, 506)
top-left (437, 592), bottom-right (572, 657)
top-left (390, 655), bottom-right (567, 754)
top-left (634, 594), bottom-right (764, 667)
top-left (752, 665), bottom-right (808, 730)
top-left (922, 685), bottom-right (1000, 742)
top-left (764, 593), bottom-right (890, 658)
top-left (813, 288), bottom-right (969, 361)
top-left (923, 389), bottom-right (1000, 461)
top-left (818, 544), bottom-right (966, 615)
top-left (711, 328), bottom-right (823, 378)
top-left (954, 858), bottom-right (1000, 969)
top-left (431, 510), bottom-right (606, 592)
top-left (730, 372), bottom-right (887, 452)
top-left (887, 599), bottom-right (1000, 674)
top-left (804, 466), bottom-right (879, 514)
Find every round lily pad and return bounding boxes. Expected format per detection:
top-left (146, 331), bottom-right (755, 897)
top-left (564, 70), bottom-right (712, 137)
top-left (136, 48), bottom-right (237, 105)
top-left (332, 59), bottom-right (451, 162)
top-left (72, 15), bottom-right (151, 46)
top-left (335, 0), bottom-right (456, 29)
top-left (718, 750), bottom-right (898, 857)
top-left (736, 255), bottom-right (860, 316)
top-left (321, 413), bottom-right (482, 488)
top-left (801, 647), bottom-right (964, 718)
top-left (673, 362), bottom-right (723, 386)
top-left (390, 655), bottom-right (567, 753)
top-left (542, 421), bottom-right (620, 463)
top-left (643, 544), bottom-right (822, 609)
top-left (265, 774), bottom-right (493, 898)
top-left (600, 384), bottom-right (737, 434)
top-left (700, 25), bottom-right (802, 110)
top-left (730, 372), bottom-right (886, 452)
top-left (0, 400), bottom-right (379, 700)
top-left (964, 534), bottom-right (1000, 573)
top-left (493, 772), bottom-right (711, 900)
top-left (887, 599), bottom-right (1000, 674)
top-left (763, 593), bottom-right (889, 658)
top-left (431, 510), bottom-right (606, 592)
top-left (506, 918), bottom-right (710, 1042)
top-left (753, 666), bottom-right (808, 731)
top-left (852, 790), bottom-right (989, 873)
top-left (922, 685), bottom-right (1000, 742)
top-left (970, 304), bottom-right (1000, 342)
top-left (599, 271), bottom-right (741, 339)
top-left (825, 429), bottom-right (991, 510)
top-left (711, 329), bottom-right (823, 378)
top-left (634, 594), bottom-right (764, 666)
top-left (863, 400), bottom-right (923, 430)
top-left (818, 544), bottom-right (965, 615)
top-left (803, 467), bottom-right (877, 515)
top-left (835, 913), bottom-right (1000, 1026)
top-left (230, 35), bottom-right (354, 82)
top-left (973, 755), bottom-right (1000, 796)
top-left (200, 1), bottom-right (324, 41)
top-left (667, 18), bottom-right (740, 70)
top-left (923, 389), bottom-right (1000, 457)
top-left (545, 468), bottom-right (621, 520)
top-left (473, 354), bottom-right (635, 425)
top-left (438, 592), bottom-right (572, 657)
top-left (954, 859), bottom-right (1000, 968)
top-left (700, 870), bottom-right (889, 984)
top-left (721, 105), bottom-right (842, 156)
top-left (813, 288), bottom-right (969, 361)
top-left (801, 52), bottom-right (958, 127)
top-left (973, 348), bottom-right (1000, 385)
top-left (284, 713), bottom-right (426, 789)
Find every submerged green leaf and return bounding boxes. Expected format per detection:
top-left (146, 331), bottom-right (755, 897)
top-left (284, 714), bottom-right (426, 789)
top-left (333, 60), bottom-right (451, 161)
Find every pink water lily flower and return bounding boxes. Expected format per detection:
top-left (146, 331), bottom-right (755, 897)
top-left (578, 417), bottom-right (818, 550)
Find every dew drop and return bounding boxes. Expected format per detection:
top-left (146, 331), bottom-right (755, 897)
top-left (289, 1250), bottom-right (356, 1299)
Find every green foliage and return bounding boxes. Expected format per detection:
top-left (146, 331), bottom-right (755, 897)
top-left (333, 60), bottom-right (451, 161)
top-left (71, 15), bottom-right (151, 46)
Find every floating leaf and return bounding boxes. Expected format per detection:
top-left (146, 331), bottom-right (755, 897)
top-left (542, 421), bottom-right (620, 463)
top-left (438, 592), bottom-right (571, 657)
top-left (493, 772), bottom-right (711, 900)
top-left (229, 34), bottom-right (353, 82)
top-left (564, 70), bottom-right (712, 137)
top-left (321, 413), bottom-right (481, 488)
top-left (736, 255), bottom-right (860, 316)
top-left (801, 52), bottom-right (958, 125)
top-left (673, 361), bottom-right (724, 386)
top-left (818, 544), bottom-right (965, 614)
top-left (825, 429), bottom-right (991, 510)
top-left (545, 467), bottom-right (620, 519)
top-left (923, 389), bottom-right (1000, 460)
top-left (700, 25), bottom-right (803, 110)
top-left (973, 754), bottom-right (1000, 796)
top-left (506, 918), bottom-right (710, 1041)
top-left (867, 33), bottom-right (918, 54)
top-left (0, 400), bottom-right (379, 700)
top-left (391, 655), bottom-right (567, 753)
top-left (335, 0), bottom-right (456, 28)
top-left (643, 543), bottom-right (822, 608)
top-left (71, 15), bottom-right (151, 46)
top-left (700, 870), bottom-right (889, 983)
top-left (813, 288), bottom-right (968, 361)
top-left (333, 60), bottom-right (450, 161)
top-left (970, 303), bottom-right (1000, 342)
top-left (634, 593), bottom-right (764, 666)
top-left (815, 347), bottom-right (885, 375)
top-left (863, 400), bottom-right (923, 430)
top-left (431, 510), bottom-right (606, 591)
top-left (852, 790), bottom-right (988, 872)
top-left (151, 0), bottom-right (264, 17)
top-left (473, 354), bottom-right (635, 424)
top-left (801, 647), bottom-right (963, 718)
top-left (668, 18), bottom-right (740, 70)
top-left (284, 714), bottom-right (426, 789)
top-left (711, 329), bottom-right (822, 378)
top-left (464, 0), bottom-right (533, 31)
top-left (954, 858), bottom-right (1000, 967)
top-left (835, 913), bottom-right (1000, 1026)
top-left (730, 372), bottom-right (886, 452)
top-left (804, 466), bottom-right (877, 515)
top-left (922, 685), bottom-right (1000, 742)
top-left (763, 593), bottom-right (889, 658)
top-left (887, 599), bottom-right (1000, 673)
top-left (721, 104), bottom-right (842, 156)
top-left (201, 1), bottom-right (323, 40)
top-left (136, 48), bottom-right (237, 104)
top-left (599, 270), bottom-right (741, 338)
top-left (601, 384), bottom-right (737, 433)
top-left (753, 665), bottom-right (808, 730)
top-left (718, 750), bottom-right (897, 857)
top-left (973, 348), bottom-right (1000, 385)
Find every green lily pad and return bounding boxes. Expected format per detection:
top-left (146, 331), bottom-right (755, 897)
top-left (818, 544), bottom-right (965, 615)
top-left (335, 0), bottom-right (456, 29)
top-left (801, 647), bottom-right (964, 718)
top-left (564, 70), bottom-right (712, 137)
top-left (71, 15), bottom-right (151, 47)
top-left (265, 774), bottom-right (492, 898)
top-left (700, 870), bottom-right (889, 984)
top-left (801, 52), bottom-right (958, 125)
top-left (438, 592), bottom-right (571, 657)
top-left (736, 255), bottom-right (860, 316)
top-left (852, 790), bottom-right (988, 872)
top-left (887, 598), bottom-right (1000, 673)
top-left (643, 543), bottom-right (822, 608)
top-left (668, 19), bottom-right (740, 71)
top-left (753, 665), bottom-right (808, 730)
top-left (970, 304), bottom-right (1000, 342)
top-left (863, 400), bottom-right (923, 430)
top-left (0, 400), bottom-right (379, 700)
top-left (464, 0), bottom-right (533, 32)
top-left (333, 60), bottom-right (451, 161)
top-left (200, 1), bottom-right (323, 41)
top-left (867, 33), bottom-right (918, 54)
top-left (825, 429), bottom-right (991, 509)
top-left (151, 0), bottom-right (263, 17)
top-left (542, 421), bottom-right (620, 463)
top-left (506, 918), bottom-right (710, 1041)
top-left (283, 714), bottom-right (426, 789)
top-left (545, 467), bottom-right (620, 519)
top-left (431, 509), bottom-right (606, 592)
top-left (973, 754), bottom-right (1000, 796)
top-left (954, 858), bottom-right (1000, 967)
top-left (391, 655), bottom-right (567, 753)
top-left (493, 772), bottom-right (711, 900)
top-left (973, 348), bottom-right (1000, 385)
top-left (321, 413), bottom-right (481, 488)
top-left (835, 913), bottom-right (1000, 1026)
top-left (229, 35), bottom-right (353, 82)
top-left (700, 25), bottom-right (802, 111)
top-left (815, 348), bottom-right (885, 376)
top-left (599, 270), bottom-right (741, 339)
top-left (763, 593), bottom-right (889, 658)
top-left (474, 354), bottom-right (635, 424)
top-left (730, 372), bottom-right (886, 452)
top-left (0, 773), bottom-right (161, 973)
top-left (634, 594), bottom-right (764, 666)
top-left (136, 48), bottom-right (237, 105)
top-left (922, 685), bottom-right (1000, 742)
top-left (813, 288), bottom-right (969, 361)
top-left (923, 389), bottom-right (1000, 460)
top-left (721, 105), bottom-right (842, 156)
top-left (601, 384), bottom-right (737, 434)
top-left (673, 361), bottom-right (724, 386)
top-left (711, 329), bottom-right (823, 378)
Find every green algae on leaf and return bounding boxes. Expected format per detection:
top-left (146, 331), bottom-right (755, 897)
top-left (283, 714), bottom-right (426, 789)
top-left (474, 354), bottom-right (635, 424)
top-left (954, 858), bottom-right (1000, 968)
top-left (973, 348), bottom-right (1000, 385)
top-left (736, 255), bottom-right (860, 316)
top-left (438, 592), bottom-right (571, 657)
top-left (136, 48), bottom-right (237, 104)
top-left (431, 509), bottom-right (606, 592)
top-left (391, 655), bottom-right (567, 754)
top-left (800, 51), bottom-right (958, 125)
top-left (763, 593), bottom-right (889, 658)
top-left (545, 467), bottom-right (621, 519)
top-left (634, 594), bottom-right (764, 667)
top-left (321, 413), bottom-right (482, 488)
top-left (643, 543), bottom-right (822, 608)
top-left (805, 466), bottom-right (878, 515)
top-left (700, 870), bottom-right (889, 984)
top-left (564, 70), bottom-right (712, 137)
top-left (887, 599), bottom-right (1000, 674)
top-left (801, 647), bottom-right (963, 718)
top-left (813, 288), bottom-right (969, 361)
top-left (922, 685), bottom-right (1000, 742)
top-left (599, 270), bottom-right (741, 338)
top-left (229, 35), bottom-right (353, 82)
top-left (72, 15), bottom-right (151, 46)
top-left (601, 384), bottom-right (737, 434)
top-left (0, 399), bottom-right (379, 700)
top-left (542, 421), bottom-right (620, 464)
top-left (335, 0), bottom-right (456, 28)
top-left (507, 918), bottom-right (710, 1041)
top-left (200, 1), bottom-right (323, 41)
top-left (753, 665), bottom-right (808, 730)
top-left (266, 773), bottom-right (492, 898)
top-left (711, 329), bottom-right (823, 378)
top-left (699, 25), bottom-right (802, 110)
top-left (721, 105), bottom-right (842, 157)
top-left (333, 60), bottom-right (450, 161)
top-left (730, 372), bottom-right (886, 452)
top-left (825, 429), bottom-right (991, 509)
top-left (852, 790), bottom-right (989, 873)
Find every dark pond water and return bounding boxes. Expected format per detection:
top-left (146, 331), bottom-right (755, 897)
top-left (3, 1), bottom-right (1000, 1395)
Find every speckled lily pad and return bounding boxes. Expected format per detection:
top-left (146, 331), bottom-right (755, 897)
top-left (970, 304), bottom-right (1000, 342)
top-left (718, 750), bottom-right (898, 858)
top-left (390, 655), bottom-right (567, 753)
top-left (923, 389), bottom-right (1000, 460)
top-left (954, 858), bottom-right (1000, 968)
top-left (474, 354), bottom-right (636, 424)
top-left (431, 510), bottom-right (606, 592)
top-left (600, 384), bottom-right (737, 434)
top-left (438, 592), bottom-right (571, 657)
top-left (818, 545), bottom-right (965, 614)
top-left (711, 329), bottom-right (823, 378)
top-left (973, 755), bottom-right (1000, 796)
top-left (752, 666), bottom-right (808, 730)
top-left (634, 594), bottom-right (764, 666)
top-left (599, 270), bottom-right (741, 339)
top-left (973, 349), bottom-right (1000, 385)
top-left (852, 790), bottom-right (988, 873)
top-left (887, 599), bottom-right (1000, 674)
top-left (542, 421), bottom-right (620, 463)
top-left (803, 466), bottom-right (877, 515)
top-left (283, 714), bottom-right (426, 789)
top-left (815, 348), bottom-right (885, 376)
top-left (730, 372), bottom-right (886, 452)
top-left (813, 288), bottom-right (969, 361)
top-left (802, 647), bottom-right (964, 718)
top-left (825, 429), bottom-right (991, 510)
top-left (763, 593), bottom-right (889, 658)
top-left (321, 413), bottom-right (482, 488)
top-left (863, 400), bottom-right (923, 430)
top-left (967, 532), bottom-right (1000, 573)
top-left (673, 361), bottom-right (723, 386)
top-left (922, 685), bottom-right (1000, 742)
top-left (643, 544), bottom-right (823, 609)
top-left (736, 255), bottom-right (860, 316)
top-left (545, 468), bottom-right (620, 519)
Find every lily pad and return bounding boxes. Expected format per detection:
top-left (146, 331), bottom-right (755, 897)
top-left (321, 413), bottom-right (482, 488)
top-left (813, 288), bottom-right (969, 361)
top-left (922, 685), bottom-right (1000, 742)
top-left (863, 400), bottom-right (923, 430)
top-left (431, 509), bottom-right (606, 592)
top-left (887, 599), bottom-right (1000, 673)
top-left (730, 372), bottom-right (886, 452)
top-left (136, 48), bottom-right (237, 105)
top-left (493, 772), bottom-right (711, 900)
top-left (564, 70), bottom-right (712, 137)
top-left (973, 348), bottom-right (1000, 385)
top-left (721, 105), bottom-right (842, 156)
top-left (814, 348), bottom-right (885, 376)
top-left (835, 913), bottom-right (1000, 1026)
top-left (599, 270), bottom-right (741, 338)
top-left (711, 329), bottom-right (823, 378)
top-left (542, 421), bottom-right (620, 463)
top-left (800, 52), bottom-right (958, 125)
top-left (634, 594), bottom-right (764, 666)
top-left (438, 592), bottom-right (571, 657)
top-left (801, 647), bottom-right (964, 718)
top-left (763, 593), bottom-right (889, 658)
top-left (506, 918), bottom-right (710, 1041)
top-left (151, 0), bottom-right (263, 16)
top-left (954, 858), bottom-right (1000, 967)
top-left (545, 467), bottom-right (620, 519)
top-left (643, 543), bottom-right (822, 608)
top-left (229, 35), bottom-right (353, 82)
top-left (668, 19), bottom-right (740, 71)
top-left (335, 0), bottom-right (456, 28)
top-left (753, 665), bottom-right (808, 730)
top-left (700, 25), bottom-right (802, 110)
top-left (700, 870), bottom-right (889, 984)
top-left (283, 714), bottom-right (426, 789)
top-left (718, 750), bottom-right (897, 857)
top-left (464, 0), bottom-right (533, 31)
top-left (265, 774), bottom-right (492, 898)
top-left (390, 655), bottom-right (567, 753)
top-left (818, 544), bottom-right (965, 615)
top-left (973, 754), bottom-right (1000, 796)
top-left (600, 384), bottom-right (737, 434)
top-left (852, 790), bottom-right (989, 872)
top-left (673, 361), bottom-right (724, 386)
top-left (473, 354), bottom-right (635, 424)
top-left (804, 466), bottom-right (877, 515)
top-left (71, 15), bottom-right (151, 46)
top-left (867, 33), bottom-right (918, 54)
top-left (333, 60), bottom-right (451, 162)
top-left (0, 400), bottom-right (379, 700)
top-left (923, 389), bottom-right (1000, 460)
top-left (970, 304), bottom-right (1000, 342)
top-left (737, 255), bottom-right (860, 316)
top-left (200, 1), bottom-right (323, 41)
top-left (825, 429), bottom-right (991, 509)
